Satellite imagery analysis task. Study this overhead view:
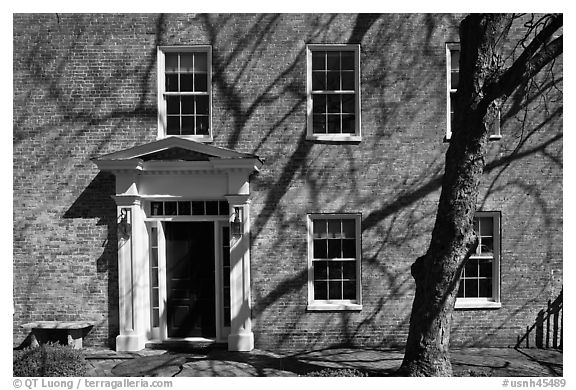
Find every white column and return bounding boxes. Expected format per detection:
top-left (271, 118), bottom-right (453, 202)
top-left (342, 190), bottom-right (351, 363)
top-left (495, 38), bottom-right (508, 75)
top-left (114, 195), bottom-right (148, 351)
top-left (225, 194), bottom-right (254, 351)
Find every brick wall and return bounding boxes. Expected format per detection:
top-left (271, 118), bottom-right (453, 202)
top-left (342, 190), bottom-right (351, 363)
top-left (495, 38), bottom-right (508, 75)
top-left (13, 13), bottom-right (562, 350)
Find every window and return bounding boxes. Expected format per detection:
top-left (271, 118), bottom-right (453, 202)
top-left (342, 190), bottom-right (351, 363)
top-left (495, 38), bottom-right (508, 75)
top-left (307, 45), bottom-right (361, 141)
top-left (149, 200), bottom-right (229, 217)
top-left (307, 214), bottom-right (362, 311)
top-left (445, 43), bottom-right (501, 141)
top-left (157, 46), bottom-right (212, 141)
top-left (455, 211), bottom-right (501, 309)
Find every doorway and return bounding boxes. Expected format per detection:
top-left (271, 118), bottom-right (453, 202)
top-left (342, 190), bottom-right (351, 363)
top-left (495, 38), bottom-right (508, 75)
top-left (165, 222), bottom-right (215, 338)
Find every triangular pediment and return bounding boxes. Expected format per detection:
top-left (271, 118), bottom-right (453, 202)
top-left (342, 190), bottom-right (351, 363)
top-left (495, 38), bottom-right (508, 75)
top-left (95, 137), bottom-right (260, 162)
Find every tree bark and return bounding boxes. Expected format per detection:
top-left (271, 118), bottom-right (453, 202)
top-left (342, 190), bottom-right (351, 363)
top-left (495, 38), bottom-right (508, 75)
top-left (398, 14), bottom-right (510, 376)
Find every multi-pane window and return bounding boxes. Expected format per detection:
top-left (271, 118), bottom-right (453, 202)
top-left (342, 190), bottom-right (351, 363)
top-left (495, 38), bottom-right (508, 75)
top-left (456, 212), bottom-right (501, 308)
top-left (307, 45), bottom-right (361, 141)
top-left (149, 200), bottom-right (229, 217)
top-left (446, 43), bottom-right (500, 140)
top-left (308, 214), bottom-right (361, 308)
top-left (150, 227), bottom-right (160, 328)
top-left (158, 47), bottom-right (212, 140)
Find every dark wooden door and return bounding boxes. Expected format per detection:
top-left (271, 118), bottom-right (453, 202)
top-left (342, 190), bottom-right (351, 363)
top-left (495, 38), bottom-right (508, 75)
top-left (165, 222), bottom-right (215, 338)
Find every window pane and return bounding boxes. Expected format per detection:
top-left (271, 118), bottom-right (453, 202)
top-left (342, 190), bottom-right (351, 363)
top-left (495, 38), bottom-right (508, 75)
top-left (219, 201), bottom-right (229, 216)
top-left (479, 279), bottom-right (492, 298)
top-left (180, 53), bottom-right (194, 72)
top-left (223, 250), bottom-right (230, 267)
top-left (343, 281), bottom-right (356, 299)
top-left (327, 51), bottom-right (339, 69)
top-left (329, 281), bottom-right (342, 300)
top-left (314, 280), bottom-right (328, 300)
top-left (314, 261), bottom-right (328, 280)
top-left (151, 250), bottom-right (158, 267)
top-left (341, 114), bottom-right (355, 134)
top-left (313, 239), bottom-right (327, 259)
top-left (166, 96), bottom-right (180, 114)
top-left (342, 94), bottom-right (354, 113)
top-left (165, 53), bottom-right (178, 72)
top-left (181, 116), bottom-right (195, 135)
top-left (341, 51), bottom-right (354, 70)
top-left (206, 201), bottom-right (219, 215)
top-left (151, 271), bottom-right (158, 287)
top-left (151, 202), bottom-right (164, 216)
top-left (194, 52), bottom-right (208, 72)
top-left (341, 71), bottom-right (354, 91)
top-left (165, 74), bottom-right (179, 92)
top-left (181, 96), bottom-right (194, 115)
top-left (478, 259), bottom-right (492, 278)
top-left (464, 279), bottom-right (478, 298)
top-left (451, 70), bottom-right (459, 90)
top-left (151, 227), bottom-right (158, 247)
top-left (342, 239), bottom-right (356, 258)
top-left (312, 94), bottom-right (326, 114)
top-left (152, 308), bottom-right (160, 327)
top-left (312, 71), bottom-right (326, 91)
top-left (327, 115), bottom-right (340, 134)
top-left (166, 116), bottom-right (180, 134)
top-left (196, 116), bottom-right (209, 135)
top-left (326, 71), bottom-right (340, 90)
top-left (192, 201), bottom-right (205, 215)
top-left (450, 50), bottom-right (460, 71)
top-left (328, 261), bottom-right (342, 280)
top-left (223, 308), bottom-right (231, 327)
top-left (342, 261), bottom-right (356, 279)
top-left (480, 237), bottom-right (494, 256)
top-left (180, 74), bottom-right (193, 92)
top-left (196, 95), bottom-right (209, 115)
top-left (195, 73), bottom-right (208, 92)
top-left (178, 201), bottom-right (191, 215)
top-left (312, 51), bottom-right (325, 70)
top-left (313, 114), bottom-right (326, 134)
top-left (479, 217), bottom-right (493, 237)
top-left (328, 219), bottom-right (340, 238)
top-left (327, 94), bottom-right (340, 113)
top-left (327, 239), bottom-right (342, 258)
top-left (223, 287), bottom-right (230, 306)
top-left (152, 290), bottom-right (159, 306)
top-left (164, 201), bottom-right (177, 215)
top-left (464, 259), bottom-right (478, 277)
top-left (457, 280), bottom-right (464, 297)
top-left (342, 219), bottom-right (355, 238)
top-left (313, 219), bottom-right (327, 238)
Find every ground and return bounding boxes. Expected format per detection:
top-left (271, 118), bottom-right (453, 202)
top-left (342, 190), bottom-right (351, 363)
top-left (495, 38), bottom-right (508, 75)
top-left (83, 346), bottom-right (563, 377)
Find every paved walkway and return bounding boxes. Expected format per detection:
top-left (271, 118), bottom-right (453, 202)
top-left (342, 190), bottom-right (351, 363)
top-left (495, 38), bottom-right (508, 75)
top-left (84, 346), bottom-right (563, 377)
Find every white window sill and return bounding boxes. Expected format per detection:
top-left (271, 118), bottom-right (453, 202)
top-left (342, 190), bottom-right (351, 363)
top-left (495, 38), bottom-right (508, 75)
top-left (306, 303), bottom-right (362, 312)
top-left (444, 134), bottom-right (502, 143)
top-left (306, 134), bottom-right (361, 142)
top-left (455, 299), bottom-right (501, 310)
top-left (159, 135), bottom-right (213, 143)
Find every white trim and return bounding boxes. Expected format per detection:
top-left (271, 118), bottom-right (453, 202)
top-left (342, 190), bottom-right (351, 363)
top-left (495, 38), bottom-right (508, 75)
top-left (445, 43), bottom-right (458, 141)
top-left (306, 44), bottom-right (361, 141)
top-left (455, 211), bottom-right (501, 309)
top-left (306, 213), bottom-right (362, 310)
top-left (157, 46), bottom-right (213, 142)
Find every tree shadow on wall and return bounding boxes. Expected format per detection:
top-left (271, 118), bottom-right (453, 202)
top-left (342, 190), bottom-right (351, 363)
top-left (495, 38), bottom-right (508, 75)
top-left (62, 171), bottom-right (119, 349)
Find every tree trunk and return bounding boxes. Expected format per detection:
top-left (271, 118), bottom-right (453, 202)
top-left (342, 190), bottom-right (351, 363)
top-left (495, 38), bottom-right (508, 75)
top-left (398, 14), bottom-right (509, 376)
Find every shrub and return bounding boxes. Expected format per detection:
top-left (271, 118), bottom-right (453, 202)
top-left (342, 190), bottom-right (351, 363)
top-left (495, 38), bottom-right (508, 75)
top-left (456, 368), bottom-right (493, 377)
top-left (13, 343), bottom-right (88, 377)
top-left (305, 368), bottom-right (369, 377)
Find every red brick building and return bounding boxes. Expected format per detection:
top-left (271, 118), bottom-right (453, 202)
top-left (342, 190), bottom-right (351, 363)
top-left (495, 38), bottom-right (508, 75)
top-left (13, 14), bottom-right (562, 351)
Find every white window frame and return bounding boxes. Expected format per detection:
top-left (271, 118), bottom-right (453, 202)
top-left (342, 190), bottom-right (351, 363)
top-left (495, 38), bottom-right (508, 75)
top-left (306, 44), bottom-right (361, 142)
top-left (455, 211), bottom-right (502, 309)
top-left (445, 43), bottom-right (501, 141)
top-left (157, 46), bottom-right (213, 142)
top-left (306, 213), bottom-right (362, 311)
